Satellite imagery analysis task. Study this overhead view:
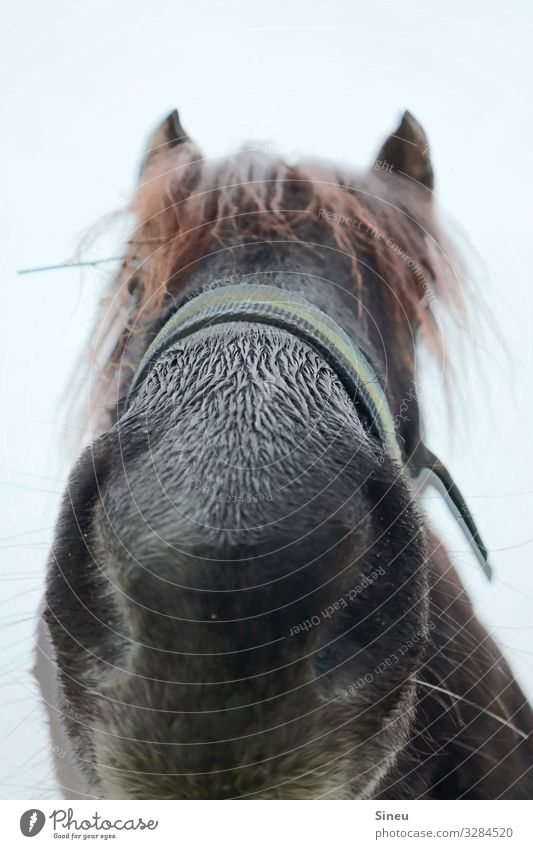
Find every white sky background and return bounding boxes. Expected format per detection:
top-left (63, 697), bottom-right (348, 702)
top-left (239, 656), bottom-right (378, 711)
top-left (1, 0), bottom-right (532, 798)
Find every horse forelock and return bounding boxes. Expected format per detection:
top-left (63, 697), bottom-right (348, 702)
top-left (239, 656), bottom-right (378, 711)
top-left (81, 139), bottom-right (467, 435)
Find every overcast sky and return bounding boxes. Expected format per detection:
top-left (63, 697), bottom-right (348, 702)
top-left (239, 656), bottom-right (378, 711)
top-left (1, 0), bottom-right (532, 798)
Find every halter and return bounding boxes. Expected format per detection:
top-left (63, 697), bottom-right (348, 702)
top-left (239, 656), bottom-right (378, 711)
top-left (127, 283), bottom-right (491, 580)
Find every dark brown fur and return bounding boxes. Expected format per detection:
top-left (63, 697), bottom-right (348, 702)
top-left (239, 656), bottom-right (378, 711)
top-left (44, 111), bottom-right (532, 799)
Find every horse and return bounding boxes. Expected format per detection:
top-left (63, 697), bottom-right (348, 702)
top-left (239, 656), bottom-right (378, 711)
top-left (42, 109), bottom-right (533, 799)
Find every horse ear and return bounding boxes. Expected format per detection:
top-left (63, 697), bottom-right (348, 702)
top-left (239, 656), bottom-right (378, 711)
top-left (373, 110), bottom-right (434, 190)
top-left (139, 109), bottom-right (190, 175)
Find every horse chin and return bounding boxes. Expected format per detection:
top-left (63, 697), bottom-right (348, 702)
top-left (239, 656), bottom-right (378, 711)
top-left (81, 675), bottom-right (419, 800)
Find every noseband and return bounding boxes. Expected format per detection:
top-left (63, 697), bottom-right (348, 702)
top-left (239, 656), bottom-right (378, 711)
top-left (126, 283), bottom-right (491, 579)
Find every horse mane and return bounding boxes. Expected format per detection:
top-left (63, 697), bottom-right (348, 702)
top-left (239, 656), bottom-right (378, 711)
top-left (83, 138), bottom-right (466, 435)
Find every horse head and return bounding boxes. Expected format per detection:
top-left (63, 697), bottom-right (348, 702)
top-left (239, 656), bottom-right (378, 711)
top-left (43, 111), bottom-right (532, 799)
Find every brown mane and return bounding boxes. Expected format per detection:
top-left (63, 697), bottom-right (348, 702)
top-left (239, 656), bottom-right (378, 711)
top-left (85, 138), bottom-right (465, 434)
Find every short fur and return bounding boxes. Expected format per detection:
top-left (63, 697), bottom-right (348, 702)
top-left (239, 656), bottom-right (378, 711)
top-left (44, 111), bottom-right (532, 799)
